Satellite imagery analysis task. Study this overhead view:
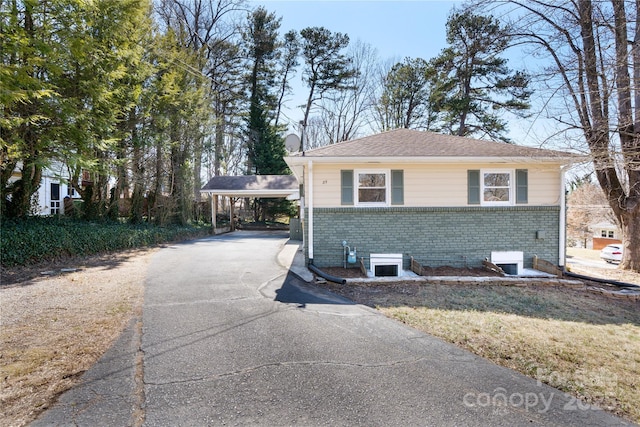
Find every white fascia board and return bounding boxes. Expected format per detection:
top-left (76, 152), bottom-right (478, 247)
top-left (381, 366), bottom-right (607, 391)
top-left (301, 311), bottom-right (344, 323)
top-left (199, 189), bottom-right (298, 198)
top-left (284, 156), bottom-right (584, 165)
top-left (285, 163), bottom-right (305, 181)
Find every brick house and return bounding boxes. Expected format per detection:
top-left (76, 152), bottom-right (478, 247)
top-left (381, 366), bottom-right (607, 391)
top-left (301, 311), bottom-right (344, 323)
top-left (284, 129), bottom-right (583, 276)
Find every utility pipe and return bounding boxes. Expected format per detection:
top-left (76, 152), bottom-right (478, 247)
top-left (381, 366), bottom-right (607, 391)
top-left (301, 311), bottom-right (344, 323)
top-left (563, 268), bottom-right (639, 289)
top-left (308, 262), bottom-right (347, 285)
top-left (308, 160), bottom-right (314, 260)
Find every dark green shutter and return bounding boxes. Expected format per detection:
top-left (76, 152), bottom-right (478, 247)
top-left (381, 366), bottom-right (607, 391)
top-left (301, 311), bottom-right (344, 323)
top-left (516, 169), bottom-right (528, 204)
top-left (468, 170), bottom-right (480, 205)
top-left (341, 170), bottom-right (354, 205)
top-left (391, 170), bottom-right (404, 205)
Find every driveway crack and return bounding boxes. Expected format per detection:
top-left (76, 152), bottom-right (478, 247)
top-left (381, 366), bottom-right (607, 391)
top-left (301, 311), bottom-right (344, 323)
top-left (145, 357), bottom-right (429, 386)
top-left (132, 314), bottom-right (146, 427)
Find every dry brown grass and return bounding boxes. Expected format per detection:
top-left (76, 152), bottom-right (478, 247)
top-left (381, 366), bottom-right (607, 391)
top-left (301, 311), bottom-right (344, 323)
top-left (318, 280), bottom-right (640, 424)
top-left (1, 246), bottom-right (638, 426)
top-left (566, 247), bottom-right (640, 285)
top-left (0, 248), bottom-right (156, 427)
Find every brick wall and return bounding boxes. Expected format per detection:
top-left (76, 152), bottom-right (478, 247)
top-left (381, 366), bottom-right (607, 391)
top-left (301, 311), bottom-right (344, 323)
top-left (592, 237), bottom-right (622, 250)
top-left (305, 206), bottom-right (560, 269)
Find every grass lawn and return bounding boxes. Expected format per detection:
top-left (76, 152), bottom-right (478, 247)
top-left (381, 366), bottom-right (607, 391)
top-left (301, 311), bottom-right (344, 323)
top-left (567, 247), bottom-right (604, 261)
top-left (319, 281), bottom-right (640, 424)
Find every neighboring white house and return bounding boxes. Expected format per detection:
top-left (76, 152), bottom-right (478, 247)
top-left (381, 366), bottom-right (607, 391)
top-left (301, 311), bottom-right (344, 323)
top-left (591, 221), bottom-right (619, 239)
top-left (9, 161), bottom-right (82, 216)
top-left (590, 221), bottom-right (622, 250)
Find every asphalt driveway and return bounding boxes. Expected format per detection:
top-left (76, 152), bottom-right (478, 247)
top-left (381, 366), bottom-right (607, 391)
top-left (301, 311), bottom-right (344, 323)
top-left (34, 231), bottom-right (631, 426)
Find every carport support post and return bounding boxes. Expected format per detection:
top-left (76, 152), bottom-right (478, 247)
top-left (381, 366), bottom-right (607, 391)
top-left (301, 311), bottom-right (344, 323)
top-left (211, 194), bottom-right (217, 232)
top-left (229, 197), bottom-right (235, 231)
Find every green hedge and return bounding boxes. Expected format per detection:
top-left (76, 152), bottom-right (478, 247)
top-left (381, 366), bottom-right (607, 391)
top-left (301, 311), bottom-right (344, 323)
top-left (0, 217), bottom-right (212, 267)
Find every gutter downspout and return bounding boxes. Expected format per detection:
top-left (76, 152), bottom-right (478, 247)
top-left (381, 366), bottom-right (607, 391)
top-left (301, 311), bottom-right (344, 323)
top-left (559, 165), bottom-right (569, 268)
top-left (308, 160), bottom-right (314, 260)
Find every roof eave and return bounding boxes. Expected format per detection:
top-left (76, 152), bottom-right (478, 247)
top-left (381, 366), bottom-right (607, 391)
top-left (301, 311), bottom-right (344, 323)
top-left (284, 155), bottom-right (586, 165)
top-left (199, 189), bottom-right (298, 197)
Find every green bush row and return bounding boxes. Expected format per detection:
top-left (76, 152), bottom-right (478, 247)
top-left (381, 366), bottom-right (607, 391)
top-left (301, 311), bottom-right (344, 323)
top-left (0, 217), bottom-right (212, 267)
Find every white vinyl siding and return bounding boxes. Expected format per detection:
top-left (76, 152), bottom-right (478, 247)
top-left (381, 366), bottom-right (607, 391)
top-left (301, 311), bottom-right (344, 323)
top-left (309, 163), bottom-right (562, 208)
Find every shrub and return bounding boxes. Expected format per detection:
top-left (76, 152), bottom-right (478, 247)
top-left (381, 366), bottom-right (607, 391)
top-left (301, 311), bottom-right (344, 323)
top-left (0, 217), bottom-right (212, 267)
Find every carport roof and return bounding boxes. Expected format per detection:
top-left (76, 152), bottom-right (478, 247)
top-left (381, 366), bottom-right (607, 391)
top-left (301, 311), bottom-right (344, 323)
top-left (200, 175), bottom-right (298, 198)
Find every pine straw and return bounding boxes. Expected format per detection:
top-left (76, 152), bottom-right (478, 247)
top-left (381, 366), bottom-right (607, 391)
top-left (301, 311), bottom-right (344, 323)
top-left (0, 248), bottom-right (155, 427)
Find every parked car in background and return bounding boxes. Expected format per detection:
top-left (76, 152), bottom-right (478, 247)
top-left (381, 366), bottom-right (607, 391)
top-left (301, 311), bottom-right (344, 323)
top-left (600, 244), bottom-right (623, 263)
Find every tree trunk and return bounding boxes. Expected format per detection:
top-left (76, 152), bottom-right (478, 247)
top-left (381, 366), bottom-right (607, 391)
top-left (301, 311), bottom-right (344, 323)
top-left (130, 121), bottom-right (144, 223)
top-left (10, 160), bottom-right (42, 218)
top-left (151, 136), bottom-right (164, 225)
top-left (486, 0), bottom-right (640, 272)
top-left (619, 210), bottom-right (640, 271)
top-left (214, 115), bottom-right (224, 177)
top-left (301, 79), bottom-right (317, 151)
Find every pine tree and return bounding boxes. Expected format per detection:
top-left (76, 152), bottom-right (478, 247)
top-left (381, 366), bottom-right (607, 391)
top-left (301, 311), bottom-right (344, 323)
top-left (432, 10), bottom-right (531, 142)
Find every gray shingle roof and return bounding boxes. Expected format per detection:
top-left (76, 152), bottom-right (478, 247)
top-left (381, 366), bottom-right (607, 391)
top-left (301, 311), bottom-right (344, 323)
top-left (201, 175), bottom-right (297, 196)
top-left (291, 129), bottom-right (579, 159)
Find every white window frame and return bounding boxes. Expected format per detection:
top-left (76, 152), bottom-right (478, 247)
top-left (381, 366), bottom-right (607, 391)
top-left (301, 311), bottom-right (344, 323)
top-left (481, 169), bottom-right (514, 206)
top-left (354, 169), bottom-right (390, 207)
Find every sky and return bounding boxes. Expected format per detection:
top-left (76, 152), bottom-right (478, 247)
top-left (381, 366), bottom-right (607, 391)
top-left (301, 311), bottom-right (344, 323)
top-left (244, 0), bottom-right (560, 150)
top-left (247, 0), bottom-right (466, 135)
top-left (254, 0), bottom-right (460, 61)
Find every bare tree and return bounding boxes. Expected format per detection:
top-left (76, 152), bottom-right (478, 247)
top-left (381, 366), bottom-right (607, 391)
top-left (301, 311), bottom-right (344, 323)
top-left (315, 40), bottom-right (379, 145)
top-left (155, 0), bottom-right (245, 201)
top-left (372, 57), bottom-right (439, 132)
top-left (474, 0), bottom-right (640, 271)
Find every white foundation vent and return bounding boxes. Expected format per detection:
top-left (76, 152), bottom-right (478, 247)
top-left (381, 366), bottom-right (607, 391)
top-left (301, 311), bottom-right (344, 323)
top-left (370, 253), bottom-right (403, 277)
top-left (491, 251), bottom-right (524, 275)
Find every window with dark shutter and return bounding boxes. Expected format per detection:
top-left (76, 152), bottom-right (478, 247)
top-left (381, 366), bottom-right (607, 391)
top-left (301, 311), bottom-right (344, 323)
top-left (468, 170), bottom-right (480, 205)
top-left (341, 170), bottom-right (354, 205)
top-left (516, 169), bottom-right (528, 204)
top-left (391, 170), bottom-right (404, 205)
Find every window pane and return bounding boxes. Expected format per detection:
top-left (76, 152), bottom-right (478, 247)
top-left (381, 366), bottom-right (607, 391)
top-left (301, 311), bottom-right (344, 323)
top-left (50, 183), bottom-right (60, 201)
top-left (359, 188), bottom-right (386, 202)
top-left (484, 173), bottom-right (510, 187)
top-left (359, 173), bottom-right (385, 188)
top-left (484, 188), bottom-right (509, 202)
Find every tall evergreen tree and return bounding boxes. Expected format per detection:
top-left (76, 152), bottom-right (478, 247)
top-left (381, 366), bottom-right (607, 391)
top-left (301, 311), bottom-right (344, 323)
top-left (299, 27), bottom-right (356, 150)
top-left (243, 7), bottom-right (281, 175)
top-left (1, 0), bottom-right (57, 218)
top-left (274, 30), bottom-right (300, 127)
top-left (243, 7), bottom-right (291, 221)
top-left (375, 57), bottom-right (439, 131)
top-left (0, 0), bottom-right (153, 220)
top-left (433, 10), bottom-right (531, 142)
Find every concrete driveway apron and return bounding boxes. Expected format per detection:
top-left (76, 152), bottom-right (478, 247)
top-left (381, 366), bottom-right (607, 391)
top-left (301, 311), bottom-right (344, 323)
top-left (34, 230), bottom-right (631, 426)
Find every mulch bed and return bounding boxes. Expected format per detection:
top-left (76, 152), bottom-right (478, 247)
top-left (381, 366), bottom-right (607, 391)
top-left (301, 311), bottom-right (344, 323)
top-left (319, 265), bottom-right (503, 279)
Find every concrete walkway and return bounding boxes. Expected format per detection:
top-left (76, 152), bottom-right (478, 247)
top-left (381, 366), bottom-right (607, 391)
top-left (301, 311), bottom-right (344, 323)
top-left (33, 231), bottom-right (633, 426)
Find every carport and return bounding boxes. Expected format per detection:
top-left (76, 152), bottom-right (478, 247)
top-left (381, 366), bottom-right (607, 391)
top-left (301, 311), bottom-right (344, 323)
top-left (200, 175), bottom-right (299, 232)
